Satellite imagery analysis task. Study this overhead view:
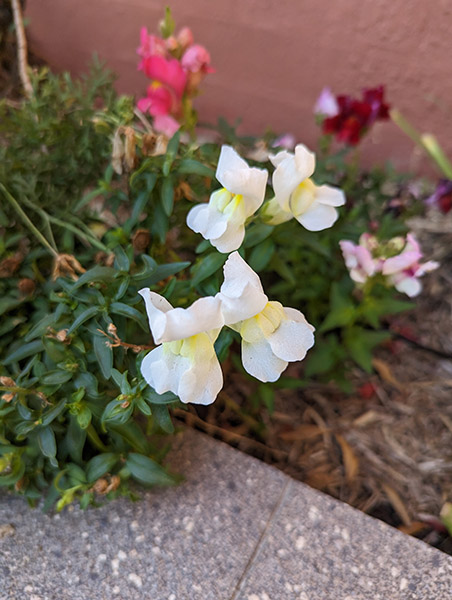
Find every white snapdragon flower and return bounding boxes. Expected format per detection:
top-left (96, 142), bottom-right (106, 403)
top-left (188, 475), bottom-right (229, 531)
top-left (186, 145), bottom-right (268, 252)
top-left (138, 290), bottom-right (224, 405)
top-left (263, 144), bottom-right (345, 230)
top-left (216, 252), bottom-right (315, 382)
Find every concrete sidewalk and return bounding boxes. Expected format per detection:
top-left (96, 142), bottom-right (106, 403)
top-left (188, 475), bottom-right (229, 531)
top-left (1, 428), bottom-right (451, 599)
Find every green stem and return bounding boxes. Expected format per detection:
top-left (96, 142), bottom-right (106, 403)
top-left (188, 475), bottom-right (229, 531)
top-left (17, 194), bottom-right (108, 252)
top-left (18, 195), bottom-right (58, 251)
top-left (0, 184), bottom-right (58, 257)
top-left (47, 215), bottom-right (108, 252)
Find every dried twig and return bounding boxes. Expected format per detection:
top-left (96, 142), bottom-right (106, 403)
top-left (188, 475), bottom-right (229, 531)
top-left (10, 0), bottom-right (33, 98)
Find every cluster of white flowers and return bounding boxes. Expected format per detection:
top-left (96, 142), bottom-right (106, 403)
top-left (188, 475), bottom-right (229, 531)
top-left (139, 143), bottom-right (346, 405)
top-left (186, 144), bottom-right (345, 253)
top-left (139, 252), bottom-right (315, 405)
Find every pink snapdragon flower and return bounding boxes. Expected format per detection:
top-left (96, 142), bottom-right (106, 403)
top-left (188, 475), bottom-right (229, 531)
top-left (382, 233), bottom-right (439, 297)
top-left (339, 234), bottom-right (380, 283)
top-left (136, 17), bottom-right (214, 135)
top-left (340, 232), bottom-right (438, 297)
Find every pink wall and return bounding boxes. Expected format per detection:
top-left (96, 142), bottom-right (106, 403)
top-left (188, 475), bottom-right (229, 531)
top-left (26, 0), bottom-right (452, 172)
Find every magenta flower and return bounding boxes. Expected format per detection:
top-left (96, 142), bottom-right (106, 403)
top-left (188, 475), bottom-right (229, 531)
top-left (141, 55), bottom-right (187, 98)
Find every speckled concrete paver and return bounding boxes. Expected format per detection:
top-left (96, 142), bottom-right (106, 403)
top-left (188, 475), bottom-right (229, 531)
top-left (235, 479), bottom-right (452, 600)
top-left (1, 428), bottom-right (452, 600)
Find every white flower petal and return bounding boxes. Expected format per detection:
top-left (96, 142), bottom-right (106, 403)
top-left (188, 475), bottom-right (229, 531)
top-left (394, 276), bottom-right (422, 297)
top-left (140, 337), bottom-right (223, 405)
top-left (242, 338), bottom-right (287, 382)
top-left (296, 201), bottom-right (339, 231)
top-left (210, 221), bottom-right (246, 253)
top-left (271, 144), bottom-right (315, 212)
top-left (315, 184), bottom-right (346, 207)
top-left (186, 202), bottom-right (229, 240)
top-left (268, 309), bottom-right (315, 362)
top-left (139, 289), bottom-right (224, 344)
top-left (178, 351), bottom-right (223, 405)
top-left (217, 252), bottom-right (268, 323)
top-left (216, 146), bottom-right (268, 211)
top-left (216, 145), bottom-right (249, 186)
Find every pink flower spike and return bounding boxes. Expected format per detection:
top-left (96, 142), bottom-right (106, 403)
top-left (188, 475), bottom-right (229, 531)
top-left (181, 44), bottom-right (214, 74)
top-left (314, 87), bottom-right (339, 117)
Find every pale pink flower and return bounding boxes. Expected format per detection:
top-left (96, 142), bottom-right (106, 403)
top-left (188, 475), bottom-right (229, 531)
top-left (382, 233), bottom-right (439, 297)
top-left (272, 134), bottom-right (296, 150)
top-left (339, 234), bottom-right (380, 284)
top-left (314, 87), bottom-right (340, 117)
top-left (181, 44), bottom-right (214, 74)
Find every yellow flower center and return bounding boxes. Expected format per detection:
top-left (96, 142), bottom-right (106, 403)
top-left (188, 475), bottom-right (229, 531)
top-left (233, 301), bottom-right (286, 343)
top-left (211, 188), bottom-right (246, 223)
top-left (290, 178), bottom-right (317, 216)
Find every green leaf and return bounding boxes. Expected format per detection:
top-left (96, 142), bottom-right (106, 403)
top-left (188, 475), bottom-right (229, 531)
top-left (111, 369), bottom-right (131, 394)
top-left (136, 396), bottom-right (152, 416)
top-left (258, 384), bottom-right (275, 413)
top-left (4, 340), bottom-right (44, 365)
top-left (0, 454), bottom-right (25, 487)
top-left (344, 327), bottom-right (391, 372)
top-left (320, 282), bottom-right (356, 332)
top-left (243, 223), bottom-right (274, 248)
top-left (66, 415), bottom-right (87, 462)
top-left (24, 313), bottom-right (59, 342)
top-left (160, 177), bottom-right (174, 216)
top-left (72, 266), bottom-right (118, 289)
top-left (101, 398), bottom-right (133, 426)
top-left (191, 253), bottom-right (227, 287)
top-left (110, 302), bottom-right (148, 331)
top-left (248, 238), bottom-right (275, 271)
top-left (93, 332), bottom-right (113, 379)
top-left (113, 245), bottom-right (130, 271)
top-left (151, 201), bottom-right (169, 243)
top-left (76, 405), bottom-right (92, 430)
top-left (150, 403), bottom-right (175, 433)
top-left (162, 131), bottom-right (180, 176)
top-left (37, 427), bottom-right (57, 466)
top-left (144, 389), bottom-right (178, 405)
top-left (41, 399), bottom-right (67, 426)
top-left (86, 453), bottom-right (119, 483)
top-left (126, 453), bottom-right (175, 486)
top-left (40, 370), bottom-right (73, 385)
top-left (177, 159), bottom-right (215, 178)
top-left (67, 306), bottom-right (100, 335)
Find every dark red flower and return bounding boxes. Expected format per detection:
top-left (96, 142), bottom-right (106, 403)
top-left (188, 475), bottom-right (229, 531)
top-left (322, 86), bottom-right (390, 145)
top-left (426, 179), bottom-right (452, 214)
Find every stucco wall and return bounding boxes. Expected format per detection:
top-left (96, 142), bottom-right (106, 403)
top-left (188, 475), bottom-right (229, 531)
top-left (26, 0), bottom-right (452, 172)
